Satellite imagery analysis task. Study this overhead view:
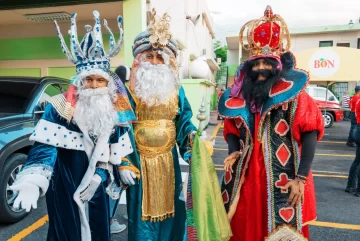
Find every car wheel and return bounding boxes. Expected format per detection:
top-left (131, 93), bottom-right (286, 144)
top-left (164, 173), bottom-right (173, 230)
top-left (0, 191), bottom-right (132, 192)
top-left (323, 112), bottom-right (334, 128)
top-left (0, 153), bottom-right (28, 224)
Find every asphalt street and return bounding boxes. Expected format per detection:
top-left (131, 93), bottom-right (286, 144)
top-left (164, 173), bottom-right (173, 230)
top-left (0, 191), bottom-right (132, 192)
top-left (1, 119), bottom-right (359, 241)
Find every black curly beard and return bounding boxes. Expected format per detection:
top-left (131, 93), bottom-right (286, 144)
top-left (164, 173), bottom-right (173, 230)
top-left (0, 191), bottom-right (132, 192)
top-left (241, 58), bottom-right (282, 108)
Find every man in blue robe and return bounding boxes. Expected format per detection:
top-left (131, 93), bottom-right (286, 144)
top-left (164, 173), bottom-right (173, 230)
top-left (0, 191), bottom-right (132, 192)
top-left (117, 9), bottom-right (197, 241)
top-left (9, 11), bottom-right (135, 241)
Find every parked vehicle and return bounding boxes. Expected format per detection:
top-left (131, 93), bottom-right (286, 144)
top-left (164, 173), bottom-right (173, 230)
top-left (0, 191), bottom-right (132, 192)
top-left (0, 76), bottom-right (68, 224)
top-left (305, 85), bottom-right (344, 128)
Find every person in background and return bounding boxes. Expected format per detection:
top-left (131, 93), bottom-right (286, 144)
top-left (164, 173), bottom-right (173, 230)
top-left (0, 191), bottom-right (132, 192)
top-left (106, 65), bottom-right (133, 234)
top-left (345, 93), bottom-right (360, 196)
top-left (342, 91), bottom-right (350, 121)
top-left (115, 65), bottom-right (131, 84)
top-left (347, 86), bottom-right (360, 147)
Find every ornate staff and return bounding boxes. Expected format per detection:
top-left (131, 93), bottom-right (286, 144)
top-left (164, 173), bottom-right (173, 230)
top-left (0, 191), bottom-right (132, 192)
top-left (197, 97), bottom-right (207, 132)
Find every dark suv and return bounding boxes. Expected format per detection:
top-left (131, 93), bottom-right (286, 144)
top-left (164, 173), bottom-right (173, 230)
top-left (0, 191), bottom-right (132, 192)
top-left (0, 76), bottom-right (69, 223)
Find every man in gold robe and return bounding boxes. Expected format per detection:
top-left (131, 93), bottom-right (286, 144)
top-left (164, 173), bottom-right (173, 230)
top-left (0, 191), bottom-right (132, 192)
top-left (118, 9), bottom-right (196, 241)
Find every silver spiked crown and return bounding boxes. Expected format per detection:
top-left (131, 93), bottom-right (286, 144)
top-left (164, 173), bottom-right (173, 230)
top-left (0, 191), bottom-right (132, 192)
top-left (54, 10), bottom-right (124, 74)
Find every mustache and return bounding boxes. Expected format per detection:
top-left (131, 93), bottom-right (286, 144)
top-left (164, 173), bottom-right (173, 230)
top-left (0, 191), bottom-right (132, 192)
top-left (78, 87), bottom-right (110, 97)
top-left (249, 69), bottom-right (273, 81)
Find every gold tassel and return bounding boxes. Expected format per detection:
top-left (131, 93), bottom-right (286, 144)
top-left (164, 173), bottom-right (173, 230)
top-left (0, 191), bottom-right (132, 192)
top-left (141, 212), bottom-right (175, 222)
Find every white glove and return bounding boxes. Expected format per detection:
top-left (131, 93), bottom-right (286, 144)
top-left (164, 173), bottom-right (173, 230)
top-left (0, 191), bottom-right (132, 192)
top-left (119, 170), bottom-right (136, 185)
top-left (80, 174), bottom-right (102, 202)
top-left (9, 182), bottom-right (40, 212)
top-left (190, 130), bottom-right (207, 140)
top-left (200, 130), bottom-right (207, 140)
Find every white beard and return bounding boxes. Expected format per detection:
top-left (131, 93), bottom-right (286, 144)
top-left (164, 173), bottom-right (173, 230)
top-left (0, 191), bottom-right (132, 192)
top-left (73, 87), bottom-right (117, 138)
top-left (134, 62), bottom-right (179, 107)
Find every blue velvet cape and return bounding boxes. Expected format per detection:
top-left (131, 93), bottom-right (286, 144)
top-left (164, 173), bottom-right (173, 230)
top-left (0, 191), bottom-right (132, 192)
top-left (23, 104), bottom-right (130, 241)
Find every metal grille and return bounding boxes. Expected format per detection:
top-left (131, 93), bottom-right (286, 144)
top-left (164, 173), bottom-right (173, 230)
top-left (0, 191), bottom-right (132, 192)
top-left (215, 62), bottom-right (227, 85)
top-left (334, 82), bottom-right (348, 99)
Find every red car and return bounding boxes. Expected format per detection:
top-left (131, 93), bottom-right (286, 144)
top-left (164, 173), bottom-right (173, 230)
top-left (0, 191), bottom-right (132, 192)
top-left (305, 86), bottom-right (344, 128)
top-left (314, 99), bottom-right (344, 128)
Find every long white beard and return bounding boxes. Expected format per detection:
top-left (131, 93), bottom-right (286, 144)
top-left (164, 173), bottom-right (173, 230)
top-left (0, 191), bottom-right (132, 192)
top-left (73, 87), bottom-right (117, 137)
top-left (135, 62), bottom-right (179, 107)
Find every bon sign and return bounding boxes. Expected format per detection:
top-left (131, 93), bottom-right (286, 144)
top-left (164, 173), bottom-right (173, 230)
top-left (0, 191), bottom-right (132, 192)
top-left (309, 48), bottom-right (340, 78)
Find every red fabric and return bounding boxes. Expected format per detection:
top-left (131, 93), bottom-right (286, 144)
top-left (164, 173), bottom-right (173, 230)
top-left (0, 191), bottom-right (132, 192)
top-left (292, 92), bottom-right (324, 143)
top-left (230, 113), bottom-right (268, 241)
top-left (223, 118), bottom-right (240, 143)
top-left (302, 225), bottom-right (310, 239)
top-left (270, 79), bottom-right (293, 96)
top-left (351, 95), bottom-right (360, 112)
top-left (253, 22), bottom-right (281, 49)
top-left (355, 99), bottom-right (360, 124)
top-left (301, 171), bottom-right (317, 224)
top-left (229, 113), bottom-right (316, 241)
top-left (225, 98), bottom-right (246, 109)
top-left (64, 84), bottom-right (77, 108)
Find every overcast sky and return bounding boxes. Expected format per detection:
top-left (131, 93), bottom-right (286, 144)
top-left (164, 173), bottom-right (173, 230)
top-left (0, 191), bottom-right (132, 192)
top-left (207, 0), bottom-right (360, 44)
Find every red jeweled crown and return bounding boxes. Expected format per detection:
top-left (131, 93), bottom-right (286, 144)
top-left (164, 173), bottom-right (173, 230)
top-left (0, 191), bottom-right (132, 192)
top-left (240, 5), bottom-right (290, 59)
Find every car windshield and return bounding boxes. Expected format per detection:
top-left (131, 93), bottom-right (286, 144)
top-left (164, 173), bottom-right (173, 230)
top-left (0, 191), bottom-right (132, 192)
top-left (0, 80), bottom-right (38, 114)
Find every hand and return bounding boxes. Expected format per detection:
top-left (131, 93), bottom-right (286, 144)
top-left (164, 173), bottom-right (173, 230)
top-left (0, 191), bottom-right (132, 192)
top-left (283, 178), bottom-right (305, 207)
top-left (190, 130), bottom-right (207, 140)
top-left (9, 182), bottom-right (40, 212)
top-left (119, 170), bottom-right (136, 185)
top-left (224, 151), bottom-right (242, 173)
top-left (200, 130), bottom-right (207, 140)
top-left (80, 174), bottom-right (102, 202)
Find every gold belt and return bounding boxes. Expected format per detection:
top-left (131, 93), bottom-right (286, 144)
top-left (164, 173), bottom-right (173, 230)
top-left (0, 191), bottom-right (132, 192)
top-left (134, 120), bottom-right (176, 158)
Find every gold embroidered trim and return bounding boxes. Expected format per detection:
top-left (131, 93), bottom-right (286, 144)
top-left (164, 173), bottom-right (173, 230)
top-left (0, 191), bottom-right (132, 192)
top-left (134, 120), bottom-right (176, 158)
top-left (265, 225), bottom-right (307, 241)
top-left (48, 94), bottom-right (74, 121)
top-left (127, 85), bottom-right (178, 222)
top-left (141, 212), bottom-right (175, 222)
top-left (118, 159), bottom-right (141, 179)
top-left (125, 83), bottom-right (140, 106)
top-left (140, 151), bottom-right (175, 222)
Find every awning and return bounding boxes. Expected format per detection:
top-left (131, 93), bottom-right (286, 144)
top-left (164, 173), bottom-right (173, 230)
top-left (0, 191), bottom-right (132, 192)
top-left (294, 47), bottom-right (360, 82)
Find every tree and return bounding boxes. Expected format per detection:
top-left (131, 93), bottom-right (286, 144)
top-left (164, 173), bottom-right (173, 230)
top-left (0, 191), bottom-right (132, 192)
top-left (214, 40), bottom-right (228, 63)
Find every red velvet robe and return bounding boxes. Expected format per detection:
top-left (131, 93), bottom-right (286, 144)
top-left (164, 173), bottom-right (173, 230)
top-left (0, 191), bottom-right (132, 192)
top-left (223, 92), bottom-right (324, 241)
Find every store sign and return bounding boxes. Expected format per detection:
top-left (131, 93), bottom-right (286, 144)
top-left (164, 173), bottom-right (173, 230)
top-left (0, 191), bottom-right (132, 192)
top-left (309, 48), bottom-right (340, 78)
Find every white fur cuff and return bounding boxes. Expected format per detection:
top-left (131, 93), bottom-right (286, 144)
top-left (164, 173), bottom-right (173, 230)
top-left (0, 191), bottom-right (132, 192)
top-left (30, 119), bottom-right (86, 151)
top-left (109, 132), bottom-right (133, 165)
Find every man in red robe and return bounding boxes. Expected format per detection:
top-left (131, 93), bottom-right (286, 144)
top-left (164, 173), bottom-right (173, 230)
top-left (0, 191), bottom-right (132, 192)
top-left (218, 6), bottom-right (324, 241)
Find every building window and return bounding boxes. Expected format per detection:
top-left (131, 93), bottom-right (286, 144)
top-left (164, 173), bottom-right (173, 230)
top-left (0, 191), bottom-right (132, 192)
top-left (313, 88), bottom-right (327, 99)
top-left (358, 38), bottom-right (360, 49)
top-left (337, 43), bottom-right (350, 47)
top-left (319, 41), bottom-right (333, 47)
top-left (334, 82), bottom-right (348, 99)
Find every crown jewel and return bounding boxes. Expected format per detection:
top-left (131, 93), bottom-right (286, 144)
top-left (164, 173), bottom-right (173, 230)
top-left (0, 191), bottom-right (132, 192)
top-left (54, 11), bottom-right (124, 74)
